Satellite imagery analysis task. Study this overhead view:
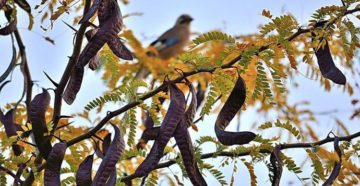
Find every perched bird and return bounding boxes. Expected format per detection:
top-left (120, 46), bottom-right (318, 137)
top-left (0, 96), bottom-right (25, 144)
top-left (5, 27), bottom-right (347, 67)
top-left (148, 14), bottom-right (193, 59)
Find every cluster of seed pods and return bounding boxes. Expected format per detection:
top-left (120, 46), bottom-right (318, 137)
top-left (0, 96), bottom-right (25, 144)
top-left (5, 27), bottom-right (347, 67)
top-left (133, 76), bottom-right (256, 185)
top-left (63, 0), bottom-right (133, 105)
top-left (74, 124), bottom-right (125, 186)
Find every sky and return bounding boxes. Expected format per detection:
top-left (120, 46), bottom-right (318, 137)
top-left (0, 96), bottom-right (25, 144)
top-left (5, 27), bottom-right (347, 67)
top-left (0, 0), bottom-right (359, 185)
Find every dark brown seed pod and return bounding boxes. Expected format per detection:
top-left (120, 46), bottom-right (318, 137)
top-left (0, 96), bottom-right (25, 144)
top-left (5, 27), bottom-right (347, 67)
top-left (102, 132), bottom-right (111, 155)
top-left (174, 82), bottom-right (207, 186)
top-left (63, 66), bottom-right (84, 105)
top-left (79, 0), bottom-right (100, 24)
top-left (134, 83), bottom-right (186, 178)
top-left (44, 143), bottom-right (67, 186)
top-left (323, 136), bottom-right (341, 186)
top-left (14, 0), bottom-right (31, 13)
top-left (0, 9), bottom-right (17, 35)
top-left (0, 109), bottom-right (24, 156)
top-left (214, 77), bottom-right (256, 146)
top-left (196, 82), bottom-right (205, 110)
top-left (76, 0), bottom-right (123, 68)
top-left (92, 124), bottom-right (125, 185)
top-left (29, 88), bottom-right (52, 158)
top-left (270, 146), bottom-right (282, 186)
top-left (108, 39), bottom-right (133, 60)
top-left (312, 34), bottom-right (346, 85)
top-left (76, 154), bottom-right (94, 186)
top-left (0, 40), bottom-right (16, 83)
top-left (85, 29), bottom-right (101, 71)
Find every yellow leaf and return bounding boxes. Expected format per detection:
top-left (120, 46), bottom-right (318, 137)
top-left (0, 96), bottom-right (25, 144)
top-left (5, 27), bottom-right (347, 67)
top-left (191, 124), bottom-right (198, 132)
top-left (288, 54), bottom-right (297, 70)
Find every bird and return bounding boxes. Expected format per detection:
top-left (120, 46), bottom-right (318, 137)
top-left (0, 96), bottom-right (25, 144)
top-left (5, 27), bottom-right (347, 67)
top-left (148, 14), bottom-right (193, 60)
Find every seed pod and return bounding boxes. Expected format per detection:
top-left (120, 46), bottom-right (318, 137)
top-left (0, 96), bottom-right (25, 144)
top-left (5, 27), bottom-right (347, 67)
top-left (174, 82), bottom-right (207, 186)
top-left (14, 0), bottom-right (31, 13)
top-left (270, 146), bottom-right (282, 186)
top-left (108, 38), bottom-right (133, 60)
top-left (134, 83), bottom-right (185, 177)
top-left (76, 154), bottom-right (94, 186)
top-left (79, 0), bottom-right (100, 24)
top-left (0, 39), bottom-right (16, 83)
top-left (0, 109), bottom-right (24, 156)
top-left (63, 66), bottom-right (84, 105)
top-left (196, 82), bottom-right (205, 110)
top-left (102, 132), bottom-right (111, 155)
top-left (44, 143), bottom-right (67, 186)
top-left (214, 77), bottom-right (256, 146)
top-left (85, 29), bottom-right (101, 71)
top-left (77, 0), bottom-right (123, 68)
top-left (92, 124), bottom-right (125, 185)
top-left (323, 136), bottom-right (341, 186)
top-left (29, 88), bottom-right (52, 158)
top-left (312, 34), bottom-right (346, 85)
top-left (0, 8), bottom-right (17, 35)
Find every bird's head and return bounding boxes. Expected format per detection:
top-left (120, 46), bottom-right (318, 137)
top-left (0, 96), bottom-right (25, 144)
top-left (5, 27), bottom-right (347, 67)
top-left (175, 14), bottom-right (193, 26)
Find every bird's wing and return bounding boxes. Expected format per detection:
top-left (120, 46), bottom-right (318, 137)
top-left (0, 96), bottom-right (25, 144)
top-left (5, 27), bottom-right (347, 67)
top-left (150, 27), bottom-right (180, 51)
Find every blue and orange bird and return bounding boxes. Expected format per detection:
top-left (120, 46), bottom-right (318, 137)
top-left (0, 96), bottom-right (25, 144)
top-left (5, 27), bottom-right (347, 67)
top-left (148, 14), bottom-right (193, 59)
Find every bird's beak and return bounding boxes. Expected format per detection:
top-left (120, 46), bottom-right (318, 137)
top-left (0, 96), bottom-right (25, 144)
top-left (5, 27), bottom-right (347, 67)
top-left (189, 17), bottom-right (194, 22)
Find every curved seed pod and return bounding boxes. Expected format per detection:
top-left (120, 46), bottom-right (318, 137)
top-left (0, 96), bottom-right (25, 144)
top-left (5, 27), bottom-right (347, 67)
top-left (174, 119), bottom-right (206, 186)
top-left (0, 18), bottom-right (16, 35)
top-left (63, 66), bottom-right (84, 105)
top-left (44, 143), bottom-right (67, 186)
top-left (184, 82), bottom-right (197, 127)
top-left (102, 132), bottom-right (112, 155)
top-left (270, 146), bottom-right (282, 186)
top-left (85, 29), bottom-right (101, 71)
top-left (0, 8), bottom-right (17, 36)
top-left (95, 140), bottom-right (105, 159)
top-left (134, 83), bottom-right (185, 177)
top-left (76, 0), bottom-right (123, 68)
top-left (76, 154), bottom-right (94, 186)
top-left (323, 136), bottom-right (341, 186)
top-left (108, 38), bottom-right (133, 60)
top-left (30, 88), bottom-right (53, 158)
top-left (79, 0), bottom-right (100, 24)
top-left (196, 82), bottom-right (205, 110)
top-left (312, 34), bottom-right (346, 85)
top-left (92, 124), bottom-right (125, 185)
top-left (14, 0), bottom-right (31, 13)
top-left (0, 109), bottom-right (24, 156)
top-left (214, 77), bottom-right (256, 146)
top-left (174, 82), bottom-right (206, 186)
top-left (0, 40), bottom-right (16, 83)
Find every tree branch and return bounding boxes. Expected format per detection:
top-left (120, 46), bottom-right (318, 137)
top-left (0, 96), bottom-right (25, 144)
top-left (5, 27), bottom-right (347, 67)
top-left (120, 131), bottom-right (360, 182)
top-left (51, 0), bottom-right (92, 132)
top-left (66, 7), bottom-right (360, 147)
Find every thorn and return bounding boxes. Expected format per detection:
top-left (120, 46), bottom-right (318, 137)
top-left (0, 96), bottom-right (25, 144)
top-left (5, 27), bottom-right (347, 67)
top-left (62, 20), bottom-right (78, 33)
top-left (55, 121), bottom-right (74, 131)
top-left (57, 115), bottom-right (73, 119)
top-left (43, 71), bottom-right (59, 87)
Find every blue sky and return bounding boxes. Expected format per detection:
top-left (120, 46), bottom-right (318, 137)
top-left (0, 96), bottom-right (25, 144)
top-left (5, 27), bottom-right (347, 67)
top-left (1, 0), bottom-right (359, 185)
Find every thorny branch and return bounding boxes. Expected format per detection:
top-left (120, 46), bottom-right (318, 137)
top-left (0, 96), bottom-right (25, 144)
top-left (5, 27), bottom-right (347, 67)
top-left (120, 131), bottom-right (360, 182)
top-left (66, 7), bottom-right (360, 147)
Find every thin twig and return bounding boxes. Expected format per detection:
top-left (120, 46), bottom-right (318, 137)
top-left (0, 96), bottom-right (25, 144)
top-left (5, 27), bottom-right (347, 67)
top-left (120, 131), bottom-right (360, 182)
